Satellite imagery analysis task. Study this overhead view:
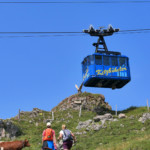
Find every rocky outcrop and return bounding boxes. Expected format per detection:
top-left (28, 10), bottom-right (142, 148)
top-left (76, 113), bottom-right (115, 132)
top-left (89, 123), bottom-right (103, 131)
top-left (76, 120), bottom-right (103, 131)
top-left (76, 120), bottom-right (92, 130)
top-left (52, 92), bottom-right (111, 114)
top-left (138, 113), bottom-right (150, 123)
top-left (93, 113), bottom-right (118, 126)
top-left (93, 113), bottom-right (113, 122)
top-left (19, 108), bottom-right (43, 118)
top-left (0, 120), bottom-right (21, 139)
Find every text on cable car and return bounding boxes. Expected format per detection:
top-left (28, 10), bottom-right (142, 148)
top-left (96, 67), bottom-right (127, 76)
top-left (83, 68), bottom-right (89, 81)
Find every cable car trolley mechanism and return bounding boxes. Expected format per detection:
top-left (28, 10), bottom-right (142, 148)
top-left (82, 25), bottom-right (131, 89)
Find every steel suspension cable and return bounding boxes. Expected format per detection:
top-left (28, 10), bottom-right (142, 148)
top-left (0, 1), bottom-right (150, 4)
top-left (0, 29), bottom-right (149, 38)
top-left (0, 29), bottom-right (150, 34)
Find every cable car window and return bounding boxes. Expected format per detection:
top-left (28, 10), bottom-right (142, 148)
top-left (82, 59), bottom-right (86, 65)
top-left (87, 56), bottom-right (90, 66)
top-left (103, 56), bottom-right (110, 66)
top-left (84, 58), bottom-right (87, 65)
top-left (95, 55), bottom-right (102, 65)
top-left (112, 57), bottom-right (118, 66)
top-left (83, 58), bottom-right (87, 73)
top-left (119, 57), bottom-right (126, 66)
top-left (90, 55), bottom-right (94, 65)
top-left (82, 64), bottom-right (84, 73)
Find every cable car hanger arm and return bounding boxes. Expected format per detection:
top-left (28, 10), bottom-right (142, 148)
top-left (83, 24), bottom-right (120, 54)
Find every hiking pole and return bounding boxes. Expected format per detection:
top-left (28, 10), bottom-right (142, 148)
top-left (56, 139), bottom-right (61, 150)
top-left (73, 140), bottom-right (77, 150)
top-left (73, 143), bottom-right (76, 150)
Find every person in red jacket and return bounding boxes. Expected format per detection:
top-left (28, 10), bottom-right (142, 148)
top-left (42, 122), bottom-right (57, 150)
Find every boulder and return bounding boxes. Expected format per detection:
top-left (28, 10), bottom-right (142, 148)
top-left (113, 119), bottom-right (118, 122)
top-left (91, 124), bottom-right (102, 131)
top-left (141, 127), bottom-right (146, 131)
top-left (93, 113), bottom-right (113, 122)
top-left (76, 120), bottom-right (92, 129)
top-left (118, 113), bottom-right (126, 119)
top-left (138, 113), bottom-right (150, 123)
top-left (129, 115), bottom-right (134, 120)
top-left (120, 124), bottom-right (124, 127)
top-left (76, 119), bottom-right (103, 131)
top-left (75, 131), bottom-right (87, 135)
top-left (35, 122), bottom-right (39, 127)
top-left (29, 120), bottom-right (33, 124)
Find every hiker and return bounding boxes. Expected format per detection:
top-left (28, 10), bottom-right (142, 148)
top-left (57, 124), bottom-right (76, 150)
top-left (42, 122), bottom-right (57, 150)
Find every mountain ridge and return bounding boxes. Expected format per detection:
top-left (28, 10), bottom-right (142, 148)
top-left (0, 93), bottom-right (150, 150)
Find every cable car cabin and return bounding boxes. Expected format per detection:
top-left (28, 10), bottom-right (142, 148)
top-left (82, 24), bottom-right (131, 89)
top-left (82, 54), bottom-right (131, 89)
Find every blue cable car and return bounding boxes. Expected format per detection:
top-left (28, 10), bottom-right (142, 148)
top-left (82, 25), bottom-right (131, 89)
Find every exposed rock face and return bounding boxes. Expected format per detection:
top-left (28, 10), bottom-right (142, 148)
top-left (5, 121), bottom-right (21, 138)
top-left (138, 113), bottom-right (150, 123)
top-left (52, 92), bottom-right (111, 114)
top-left (0, 120), bottom-right (21, 139)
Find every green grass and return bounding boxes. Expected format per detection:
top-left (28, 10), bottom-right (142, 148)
top-left (3, 106), bottom-right (150, 150)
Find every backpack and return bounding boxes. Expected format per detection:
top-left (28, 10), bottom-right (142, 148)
top-left (62, 129), bottom-right (73, 142)
top-left (43, 128), bottom-right (53, 141)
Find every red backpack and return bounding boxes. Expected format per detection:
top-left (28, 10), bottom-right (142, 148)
top-left (43, 128), bottom-right (53, 141)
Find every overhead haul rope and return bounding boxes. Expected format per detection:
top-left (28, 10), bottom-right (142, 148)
top-left (0, 29), bottom-right (150, 34)
top-left (0, 29), bottom-right (150, 38)
top-left (0, 1), bottom-right (150, 4)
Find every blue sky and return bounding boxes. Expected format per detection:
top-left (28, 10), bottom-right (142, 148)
top-left (0, 1), bottom-right (150, 119)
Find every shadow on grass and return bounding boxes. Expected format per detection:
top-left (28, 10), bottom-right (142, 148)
top-left (121, 106), bottom-right (138, 113)
top-left (93, 106), bottom-right (139, 116)
top-left (109, 106), bottom-right (138, 115)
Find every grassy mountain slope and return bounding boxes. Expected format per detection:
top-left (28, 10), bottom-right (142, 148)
top-left (2, 94), bottom-right (150, 150)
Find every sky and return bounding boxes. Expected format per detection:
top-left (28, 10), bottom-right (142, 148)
top-left (0, 0), bottom-right (150, 119)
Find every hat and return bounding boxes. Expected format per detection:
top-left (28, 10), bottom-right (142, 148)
top-left (46, 122), bottom-right (51, 127)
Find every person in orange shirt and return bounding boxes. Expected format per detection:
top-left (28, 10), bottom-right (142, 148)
top-left (42, 122), bottom-right (57, 150)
